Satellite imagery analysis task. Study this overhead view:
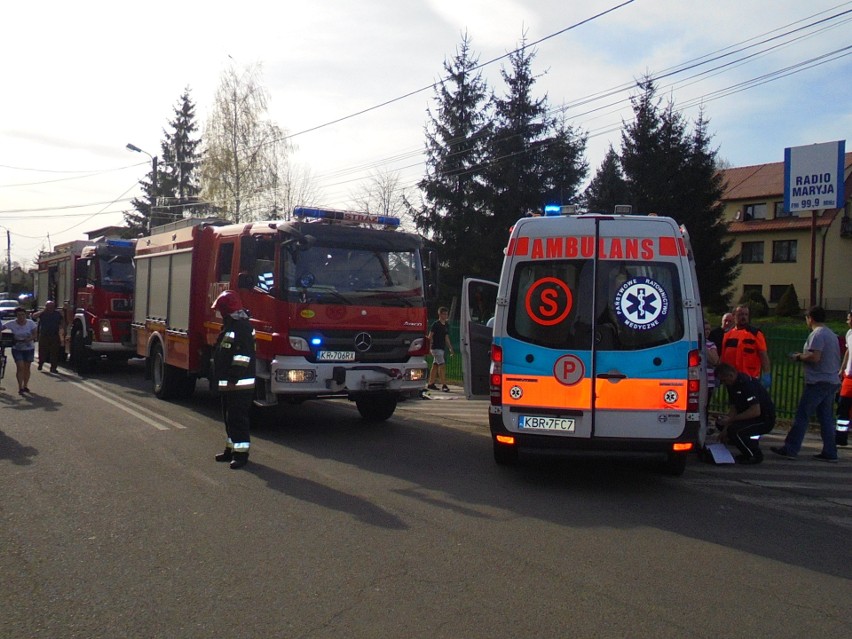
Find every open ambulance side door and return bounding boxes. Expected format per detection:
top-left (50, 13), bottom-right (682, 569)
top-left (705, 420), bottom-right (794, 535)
top-left (460, 277), bottom-right (498, 399)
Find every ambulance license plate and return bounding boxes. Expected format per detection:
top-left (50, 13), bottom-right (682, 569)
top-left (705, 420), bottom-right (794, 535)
top-left (518, 415), bottom-right (575, 432)
top-left (318, 350), bottom-right (355, 361)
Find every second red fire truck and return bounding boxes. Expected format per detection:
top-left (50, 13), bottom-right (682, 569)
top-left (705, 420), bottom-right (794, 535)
top-left (35, 238), bottom-right (136, 372)
top-left (132, 207), bottom-right (435, 421)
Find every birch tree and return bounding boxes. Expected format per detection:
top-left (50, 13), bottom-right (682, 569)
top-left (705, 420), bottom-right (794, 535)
top-left (201, 63), bottom-right (283, 223)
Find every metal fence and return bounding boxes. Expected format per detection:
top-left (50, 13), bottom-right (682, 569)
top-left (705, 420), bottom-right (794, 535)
top-left (438, 321), bottom-right (837, 420)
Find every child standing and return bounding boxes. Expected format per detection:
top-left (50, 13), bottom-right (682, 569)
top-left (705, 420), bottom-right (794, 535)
top-left (427, 307), bottom-right (453, 392)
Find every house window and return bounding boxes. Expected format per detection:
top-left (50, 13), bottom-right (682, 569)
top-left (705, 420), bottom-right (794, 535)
top-left (772, 240), bottom-right (797, 263)
top-left (740, 241), bottom-right (764, 263)
top-left (744, 203), bottom-right (767, 220)
top-left (774, 201), bottom-right (794, 218)
top-left (769, 285), bottom-right (789, 303)
top-left (743, 284), bottom-right (762, 299)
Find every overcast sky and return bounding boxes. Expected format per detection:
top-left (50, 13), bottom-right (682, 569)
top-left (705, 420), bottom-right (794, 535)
top-left (1, 0), bottom-right (850, 267)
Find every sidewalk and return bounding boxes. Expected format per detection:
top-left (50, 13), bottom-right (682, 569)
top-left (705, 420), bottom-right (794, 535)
top-left (419, 383), bottom-right (465, 400)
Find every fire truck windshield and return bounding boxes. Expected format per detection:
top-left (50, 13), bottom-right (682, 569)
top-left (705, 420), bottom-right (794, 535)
top-left (283, 243), bottom-right (424, 307)
top-left (97, 256), bottom-right (134, 292)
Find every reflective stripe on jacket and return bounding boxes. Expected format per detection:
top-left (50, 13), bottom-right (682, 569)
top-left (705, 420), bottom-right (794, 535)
top-left (213, 316), bottom-right (256, 391)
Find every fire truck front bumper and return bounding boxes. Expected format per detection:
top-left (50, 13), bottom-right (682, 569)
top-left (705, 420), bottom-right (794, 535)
top-left (89, 342), bottom-right (136, 354)
top-left (270, 356), bottom-right (428, 397)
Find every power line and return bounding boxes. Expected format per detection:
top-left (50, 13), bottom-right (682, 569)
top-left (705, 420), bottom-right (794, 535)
top-left (278, 1), bottom-right (638, 144)
top-left (4, 2), bottom-right (851, 219)
top-left (0, 162), bottom-right (147, 188)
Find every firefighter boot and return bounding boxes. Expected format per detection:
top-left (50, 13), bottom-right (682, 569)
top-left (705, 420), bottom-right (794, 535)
top-left (215, 448), bottom-right (233, 463)
top-left (229, 452), bottom-right (249, 470)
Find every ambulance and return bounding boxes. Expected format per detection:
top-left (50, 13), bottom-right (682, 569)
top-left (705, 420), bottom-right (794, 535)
top-left (461, 212), bottom-right (708, 475)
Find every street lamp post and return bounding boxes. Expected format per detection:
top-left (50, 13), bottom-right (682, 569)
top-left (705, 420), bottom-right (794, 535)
top-left (126, 143), bottom-right (158, 233)
top-left (1, 226), bottom-right (11, 295)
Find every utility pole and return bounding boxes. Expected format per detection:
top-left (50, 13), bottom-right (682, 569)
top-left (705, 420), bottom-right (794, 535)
top-left (6, 229), bottom-right (11, 294)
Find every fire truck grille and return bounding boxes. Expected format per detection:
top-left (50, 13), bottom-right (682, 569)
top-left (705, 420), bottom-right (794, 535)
top-left (293, 330), bottom-right (417, 363)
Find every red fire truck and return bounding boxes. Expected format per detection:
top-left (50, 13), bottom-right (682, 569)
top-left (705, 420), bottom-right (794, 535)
top-left (132, 207), bottom-right (435, 421)
top-left (35, 238), bottom-right (136, 372)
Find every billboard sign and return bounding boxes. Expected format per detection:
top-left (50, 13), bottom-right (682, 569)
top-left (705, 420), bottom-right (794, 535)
top-left (784, 140), bottom-right (846, 213)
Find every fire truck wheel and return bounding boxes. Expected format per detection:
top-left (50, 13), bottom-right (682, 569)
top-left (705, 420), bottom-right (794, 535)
top-left (70, 329), bottom-right (94, 375)
top-left (151, 342), bottom-right (188, 400)
top-left (355, 393), bottom-right (397, 422)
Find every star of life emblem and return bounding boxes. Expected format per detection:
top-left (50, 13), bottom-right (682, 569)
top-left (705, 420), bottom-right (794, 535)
top-left (614, 276), bottom-right (669, 331)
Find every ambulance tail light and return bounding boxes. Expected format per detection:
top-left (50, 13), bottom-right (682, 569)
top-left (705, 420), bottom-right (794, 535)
top-left (490, 344), bottom-right (503, 406)
top-left (672, 442), bottom-right (693, 452)
top-left (687, 348), bottom-right (701, 412)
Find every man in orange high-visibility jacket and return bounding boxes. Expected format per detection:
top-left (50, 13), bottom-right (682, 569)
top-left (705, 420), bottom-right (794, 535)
top-left (721, 305), bottom-right (771, 387)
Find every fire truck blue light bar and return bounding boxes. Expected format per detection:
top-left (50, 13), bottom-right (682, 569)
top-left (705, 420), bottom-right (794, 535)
top-left (293, 206), bottom-right (400, 227)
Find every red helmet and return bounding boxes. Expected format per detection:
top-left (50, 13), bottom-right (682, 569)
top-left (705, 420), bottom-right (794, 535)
top-left (211, 290), bottom-right (243, 315)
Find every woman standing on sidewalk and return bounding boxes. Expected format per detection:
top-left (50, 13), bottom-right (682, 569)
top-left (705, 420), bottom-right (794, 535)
top-left (2, 307), bottom-right (37, 395)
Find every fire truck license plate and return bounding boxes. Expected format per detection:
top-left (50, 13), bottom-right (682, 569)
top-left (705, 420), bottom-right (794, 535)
top-left (518, 416), bottom-right (575, 431)
top-left (318, 351), bottom-right (356, 362)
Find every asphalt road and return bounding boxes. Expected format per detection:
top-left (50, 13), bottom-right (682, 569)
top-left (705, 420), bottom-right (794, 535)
top-left (1, 362), bottom-right (850, 638)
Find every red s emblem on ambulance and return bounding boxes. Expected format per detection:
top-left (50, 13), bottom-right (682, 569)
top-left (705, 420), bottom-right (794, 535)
top-left (526, 277), bottom-right (573, 326)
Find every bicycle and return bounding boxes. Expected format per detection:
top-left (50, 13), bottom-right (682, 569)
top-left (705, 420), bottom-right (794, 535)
top-left (0, 329), bottom-right (14, 389)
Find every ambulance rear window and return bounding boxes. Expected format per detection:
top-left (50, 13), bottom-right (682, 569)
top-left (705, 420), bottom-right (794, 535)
top-left (507, 259), bottom-right (684, 350)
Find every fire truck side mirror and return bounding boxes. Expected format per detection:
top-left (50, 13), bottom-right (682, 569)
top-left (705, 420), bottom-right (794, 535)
top-left (237, 271), bottom-right (254, 290)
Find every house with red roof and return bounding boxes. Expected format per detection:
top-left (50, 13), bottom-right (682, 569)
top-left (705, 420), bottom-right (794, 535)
top-left (718, 151), bottom-right (852, 312)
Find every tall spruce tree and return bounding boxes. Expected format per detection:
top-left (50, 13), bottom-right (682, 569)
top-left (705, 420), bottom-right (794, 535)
top-left (583, 145), bottom-right (629, 213)
top-left (486, 42), bottom-right (550, 238)
top-left (414, 34), bottom-right (492, 294)
top-left (619, 78), bottom-right (736, 310)
top-left (483, 40), bottom-right (586, 279)
top-left (542, 110), bottom-right (589, 211)
top-left (681, 110), bottom-right (739, 311)
top-left (160, 89), bottom-right (203, 220)
top-left (124, 89), bottom-right (203, 234)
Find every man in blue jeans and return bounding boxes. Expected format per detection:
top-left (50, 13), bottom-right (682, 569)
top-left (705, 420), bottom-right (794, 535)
top-left (772, 305), bottom-right (841, 462)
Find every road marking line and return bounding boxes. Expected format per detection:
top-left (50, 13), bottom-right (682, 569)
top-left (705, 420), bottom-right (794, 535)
top-left (81, 380), bottom-right (188, 429)
top-left (74, 379), bottom-right (186, 431)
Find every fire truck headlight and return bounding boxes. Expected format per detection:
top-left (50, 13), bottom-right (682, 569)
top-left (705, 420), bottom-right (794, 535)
top-left (289, 336), bottom-right (310, 352)
top-left (275, 369), bottom-right (316, 383)
top-left (405, 368), bottom-right (427, 382)
top-left (98, 320), bottom-right (113, 341)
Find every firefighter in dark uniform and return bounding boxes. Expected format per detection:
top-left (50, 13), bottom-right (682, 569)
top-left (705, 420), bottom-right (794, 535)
top-left (211, 290), bottom-right (256, 470)
top-left (715, 362), bottom-right (776, 464)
